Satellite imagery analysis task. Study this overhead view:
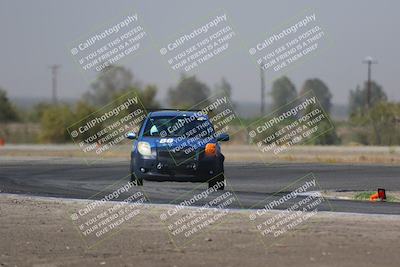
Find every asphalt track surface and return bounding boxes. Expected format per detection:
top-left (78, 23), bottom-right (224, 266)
top-left (1, 159), bottom-right (400, 215)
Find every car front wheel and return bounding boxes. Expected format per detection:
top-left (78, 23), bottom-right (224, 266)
top-left (130, 164), bottom-right (143, 186)
top-left (131, 174), bottom-right (143, 186)
top-left (208, 173), bottom-right (225, 190)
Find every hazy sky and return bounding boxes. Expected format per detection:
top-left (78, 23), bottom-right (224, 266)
top-left (1, 0), bottom-right (399, 104)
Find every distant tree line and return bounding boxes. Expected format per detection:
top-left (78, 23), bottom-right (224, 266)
top-left (0, 65), bottom-right (399, 145)
top-left (262, 76), bottom-right (338, 145)
top-left (348, 81), bottom-right (399, 145)
top-left (0, 88), bottom-right (19, 122)
top-left (0, 65), bottom-right (234, 143)
top-left (269, 75), bottom-right (399, 145)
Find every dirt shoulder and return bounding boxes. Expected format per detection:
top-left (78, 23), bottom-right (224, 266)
top-left (1, 144), bottom-right (400, 164)
top-left (0, 194), bottom-right (399, 267)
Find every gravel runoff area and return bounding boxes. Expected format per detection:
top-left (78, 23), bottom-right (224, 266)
top-left (0, 193), bottom-right (399, 267)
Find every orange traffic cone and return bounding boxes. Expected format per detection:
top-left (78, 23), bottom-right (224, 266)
top-left (370, 188), bottom-right (387, 202)
top-left (369, 193), bottom-right (379, 201)
top-left (378, 188), bottom-right (387, 201)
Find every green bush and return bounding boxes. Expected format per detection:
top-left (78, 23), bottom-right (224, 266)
top-left (39, 105), bottom-right (74, 143)
top-left (351, 102), bottom-right (400, 145)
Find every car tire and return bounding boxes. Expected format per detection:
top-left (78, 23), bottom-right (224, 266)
top-left (130, 164), bottom-right (143, 186)
top-left (130, 173), bottom-right (143, 186)
top-left (208, 173), bottom-right (225, 190)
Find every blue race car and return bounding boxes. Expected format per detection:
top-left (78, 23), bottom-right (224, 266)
top-left (127, 110), bottom-right (229, 190)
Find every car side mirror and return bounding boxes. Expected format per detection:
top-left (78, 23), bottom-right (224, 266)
top-left (127, 132), bottom-right (136, 140)
top-left (217, 133), bottom-right (229, 142)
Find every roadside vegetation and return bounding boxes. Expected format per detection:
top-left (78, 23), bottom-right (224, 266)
top-left (0, 65), bottom-right (399, 145)
top-left (354, 191), bottom-right (399, 202)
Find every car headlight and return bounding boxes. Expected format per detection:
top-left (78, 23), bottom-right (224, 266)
top-left (138, 141), bottom-right (152, 156)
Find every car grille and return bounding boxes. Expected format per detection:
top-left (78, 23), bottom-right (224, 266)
top-left (157, 147), bottom-right (197, 164)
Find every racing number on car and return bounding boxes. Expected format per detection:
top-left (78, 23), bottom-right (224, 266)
top-left (160, 138), bottom-right (174, 144)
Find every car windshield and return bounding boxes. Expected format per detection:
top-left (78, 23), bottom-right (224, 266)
top-left (142, 116), bottom-right (214, 137)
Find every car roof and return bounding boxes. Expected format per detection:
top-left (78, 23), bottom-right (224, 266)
top-left (149, 110), bottom-right (208, 119)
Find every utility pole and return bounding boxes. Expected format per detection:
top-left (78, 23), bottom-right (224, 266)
top-left (260, 65), bottom-right (265, 115)
top-left (362, 57), bottom-right (377, 110)
top-left (49, 65), bottom-right (61, 104)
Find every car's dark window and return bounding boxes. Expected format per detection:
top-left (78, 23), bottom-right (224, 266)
top-left (142, 116), bottom-right (214, 137)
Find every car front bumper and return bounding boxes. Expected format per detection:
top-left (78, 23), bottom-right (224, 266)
top-left (131, 152), bottom-right (224, 182)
